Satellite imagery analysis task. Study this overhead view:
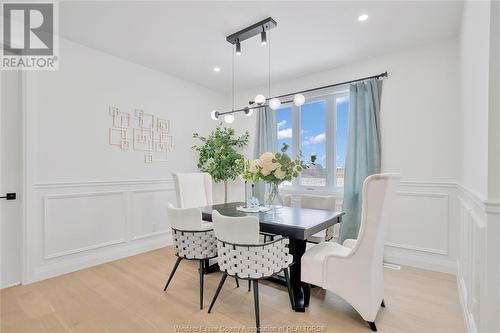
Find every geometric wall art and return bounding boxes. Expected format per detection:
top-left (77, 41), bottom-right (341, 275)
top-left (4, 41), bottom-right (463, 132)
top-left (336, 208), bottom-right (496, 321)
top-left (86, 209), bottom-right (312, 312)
top-left (108, 105), bottom-right (175, 163)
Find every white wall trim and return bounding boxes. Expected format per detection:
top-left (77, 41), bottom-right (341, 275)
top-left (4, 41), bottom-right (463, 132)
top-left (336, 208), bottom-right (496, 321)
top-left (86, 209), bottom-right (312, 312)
top-left (396, 191), bottom-right (449, 198)
top-left (44, 239), bottom-right (127, 260)
top-left (132, 230), bottom-right (170, 241)
top-left (399, 180), bottom-right (457, 188)
top-left (33, 178), bottom-right (174, 189)
top-left (385, 242), bottom-right (448, 256)
top-left (42, 191), bottom-right (128, 259)
top-left (484, 200), bottom-right (500, 214)
top-left (31, 233), bottom-right (171, 283)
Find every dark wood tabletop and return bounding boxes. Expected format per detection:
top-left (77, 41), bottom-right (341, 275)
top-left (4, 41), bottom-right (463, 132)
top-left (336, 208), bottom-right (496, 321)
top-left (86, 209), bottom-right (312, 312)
top-left (200, 201), bottom-right (345, 240)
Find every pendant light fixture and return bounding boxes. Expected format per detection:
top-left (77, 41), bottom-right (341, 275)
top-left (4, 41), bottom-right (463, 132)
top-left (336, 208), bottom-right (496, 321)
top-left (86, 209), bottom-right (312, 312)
top-left (210, 17), bottom-right (280, 122)
top-left (235, 39), bottom-right (241, 55)
top-left (293, 93), bottom-right (305, 106)
top-left (261, 28), bottom-right (267, 45)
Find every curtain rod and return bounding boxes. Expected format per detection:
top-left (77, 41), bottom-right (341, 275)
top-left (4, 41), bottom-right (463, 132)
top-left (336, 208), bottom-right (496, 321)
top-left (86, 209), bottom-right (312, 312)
top-left (217, 71), bottom-right (388, 116)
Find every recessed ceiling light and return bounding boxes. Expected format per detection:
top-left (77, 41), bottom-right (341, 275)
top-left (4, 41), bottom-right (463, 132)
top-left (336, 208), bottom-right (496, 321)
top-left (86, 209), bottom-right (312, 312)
top-left (213, 67), bottom-right (221, 72)
top-left (358, 14), bottom-right (369, 22)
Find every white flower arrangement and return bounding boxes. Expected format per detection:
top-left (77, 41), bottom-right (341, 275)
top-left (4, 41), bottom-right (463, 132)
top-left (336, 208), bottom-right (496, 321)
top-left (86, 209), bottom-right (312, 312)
top-left (243, 143), bottom-right (307, 184)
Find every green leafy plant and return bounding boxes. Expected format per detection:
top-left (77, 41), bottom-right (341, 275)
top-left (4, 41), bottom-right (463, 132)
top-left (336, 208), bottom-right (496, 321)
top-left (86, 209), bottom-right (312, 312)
top-left (310, 154), bottom-right (317, 165)
top-left (192, 126), bottom-right (249, 203)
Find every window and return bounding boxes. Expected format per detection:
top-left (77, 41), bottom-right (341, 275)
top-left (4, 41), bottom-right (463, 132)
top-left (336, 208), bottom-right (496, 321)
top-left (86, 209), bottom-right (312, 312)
top-left (275, 91), bottom-right (349, 190)
top-left (300, 101), bottom-right (327, 186)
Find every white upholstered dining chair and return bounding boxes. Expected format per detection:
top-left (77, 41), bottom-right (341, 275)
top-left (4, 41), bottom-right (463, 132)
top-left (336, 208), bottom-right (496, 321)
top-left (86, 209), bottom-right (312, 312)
top-left (163, 204), bottom-right (239, 309)
top-left (283, 194), bottom-right (337, 243)
top-left (301, 173), bottom-right (400, 332)
top-left (207, 210), bottom-right (294, 331)
top-left (173, 172), bottom-right (213, 208)
top-left (163, 204), bottom-right (217, 310)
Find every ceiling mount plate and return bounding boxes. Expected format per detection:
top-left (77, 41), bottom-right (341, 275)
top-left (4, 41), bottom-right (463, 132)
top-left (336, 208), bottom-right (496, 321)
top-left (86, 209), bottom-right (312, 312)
top-left (226, 17), bottom-right (277, 44)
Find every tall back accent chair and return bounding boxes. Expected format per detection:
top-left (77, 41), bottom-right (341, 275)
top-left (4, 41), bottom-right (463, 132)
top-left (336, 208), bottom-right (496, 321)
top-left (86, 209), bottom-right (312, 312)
top-left (301, 173), bottom-right (400, 332)
top-left (208, 210), bottom-right (295, 331)
top-left (173, 172), bottom-right (213, 208)
top-left (163, 204), bottom-right (218, 310)
top-left (283, 194), bottom-right (337, 243)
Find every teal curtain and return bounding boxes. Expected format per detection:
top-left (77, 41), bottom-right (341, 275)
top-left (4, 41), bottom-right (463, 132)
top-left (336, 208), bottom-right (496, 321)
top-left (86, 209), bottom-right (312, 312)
top-left (340, 79), bottom-right (383, 242)
top-left (253, 106), bottom-right (277, 202)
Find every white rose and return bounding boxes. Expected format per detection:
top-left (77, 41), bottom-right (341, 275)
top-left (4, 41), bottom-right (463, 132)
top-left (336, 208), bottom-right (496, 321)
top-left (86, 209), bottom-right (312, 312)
top-left (261, 166), bottom-right (272, 176)
top-left (262, 161), bottom-right (279, 171)
top-left (249, 160), bottom-right (259, 173)
top-left (260, 152), bottom-right (275, 164)
top-left (274, 168), bottom-right (286, 180)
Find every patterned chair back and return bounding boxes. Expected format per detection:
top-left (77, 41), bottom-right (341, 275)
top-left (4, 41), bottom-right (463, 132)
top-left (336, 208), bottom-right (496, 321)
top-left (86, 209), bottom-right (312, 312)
top-left (212, 210), bottom-right (292, 279)
top-left (167, 204), bottom-right (217, 260)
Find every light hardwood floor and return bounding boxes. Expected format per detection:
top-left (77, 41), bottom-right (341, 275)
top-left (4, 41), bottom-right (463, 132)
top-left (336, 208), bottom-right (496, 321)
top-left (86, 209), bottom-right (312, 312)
top-left (1, 246), bottom-right (465, 333)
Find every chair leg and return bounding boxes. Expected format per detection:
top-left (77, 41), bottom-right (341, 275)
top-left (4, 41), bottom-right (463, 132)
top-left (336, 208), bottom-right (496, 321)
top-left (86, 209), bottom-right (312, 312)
top-left (367, 321), bottom-right (377, 332)
top-left (253, 280), bottom-right (260, 331)
top-left (283, 268), bottom-right (295, 310)
top-left (235, 277), bottom-right (240, 288)
top-left (208, 273), bottom-right (228, 313)
top-left (199, 260), bottom-right (204, 310)
top-left (248, 280), bottom-right (251, 292)
top-left (381, 299), bottom-right (386, 308)
top-left (163, 257), bottom-right (182, 291)
top-left (303, 283), bottom-right (311, 307)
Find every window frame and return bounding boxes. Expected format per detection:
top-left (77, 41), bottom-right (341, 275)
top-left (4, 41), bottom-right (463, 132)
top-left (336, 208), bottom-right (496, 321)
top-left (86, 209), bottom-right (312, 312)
top-left (279, 88), bottom-right (349, 194)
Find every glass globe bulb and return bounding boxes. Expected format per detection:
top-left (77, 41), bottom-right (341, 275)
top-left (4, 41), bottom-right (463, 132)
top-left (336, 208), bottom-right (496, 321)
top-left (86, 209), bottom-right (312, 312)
top-left (293, 94), bottom-right (305, 107)
top-left (210, 110), bottom-right (219, 120)
top-left (245, 108), bottom-right (254, 117)
top-left (224, 114), bottom-right (235, 123)
top-left (254, 94), bottom-right (266, 105)
top-left (269, 98), bottom-right (281, 110)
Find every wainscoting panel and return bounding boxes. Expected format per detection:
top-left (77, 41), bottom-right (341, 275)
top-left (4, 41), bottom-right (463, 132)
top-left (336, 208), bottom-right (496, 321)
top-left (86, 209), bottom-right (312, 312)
top-left (27, 180), bottom-right (175, 283)
top-left (382, 181), bottom-right (457, 274)
top-left (131, 188), bottom-right (175, 240)
top-left (387, 191), bottom-right (449, 255)
top-left (43, 192), bottom-right (127, 259)
top-left (456, 194), bottom-right (487, 333)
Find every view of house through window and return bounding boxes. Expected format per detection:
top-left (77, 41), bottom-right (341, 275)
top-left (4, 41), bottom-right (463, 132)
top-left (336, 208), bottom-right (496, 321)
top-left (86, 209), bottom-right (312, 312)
top-left (276, 92), bottom-right (349, 190)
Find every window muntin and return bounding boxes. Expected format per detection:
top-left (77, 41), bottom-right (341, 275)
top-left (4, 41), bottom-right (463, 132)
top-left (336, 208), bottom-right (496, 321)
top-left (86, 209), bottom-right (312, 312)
top-left (335, 95), bottom-right (349, 188)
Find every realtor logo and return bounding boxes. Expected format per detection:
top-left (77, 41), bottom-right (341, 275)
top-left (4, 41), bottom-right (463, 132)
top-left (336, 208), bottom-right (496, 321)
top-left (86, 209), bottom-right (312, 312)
top-left (1, 2), bottom-right (59, 70)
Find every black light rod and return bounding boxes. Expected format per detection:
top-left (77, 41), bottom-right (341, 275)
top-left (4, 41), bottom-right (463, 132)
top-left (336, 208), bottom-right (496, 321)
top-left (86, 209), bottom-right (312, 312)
top-left (216, 71), bottom-right (388, 117)
top-left (226, 17), bottom-right (277, 44)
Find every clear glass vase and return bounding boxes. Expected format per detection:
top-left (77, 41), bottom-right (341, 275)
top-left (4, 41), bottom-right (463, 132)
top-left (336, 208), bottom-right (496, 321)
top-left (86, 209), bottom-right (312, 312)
top-left (266, 182), bottom-right (283, 208)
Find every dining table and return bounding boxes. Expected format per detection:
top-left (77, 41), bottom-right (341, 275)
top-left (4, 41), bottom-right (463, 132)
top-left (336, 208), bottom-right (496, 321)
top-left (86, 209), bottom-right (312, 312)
top-left (200, 201), bottom-right (345, 312)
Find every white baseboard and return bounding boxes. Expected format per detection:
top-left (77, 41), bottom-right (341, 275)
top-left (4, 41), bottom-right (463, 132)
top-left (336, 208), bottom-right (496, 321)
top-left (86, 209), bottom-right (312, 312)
top-left (0, 282), bottom-right (21, 289)
top-left (457, 273), bottom-right (478, 333)
top-left (28, 233), bottom-right (172, 284)
top-left (384, 245), bottom-right (456, 274)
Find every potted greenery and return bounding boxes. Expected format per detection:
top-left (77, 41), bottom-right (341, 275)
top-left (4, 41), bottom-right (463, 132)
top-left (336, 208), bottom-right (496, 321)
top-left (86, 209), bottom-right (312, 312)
top-left (192, 126), bottom-right (249, 203)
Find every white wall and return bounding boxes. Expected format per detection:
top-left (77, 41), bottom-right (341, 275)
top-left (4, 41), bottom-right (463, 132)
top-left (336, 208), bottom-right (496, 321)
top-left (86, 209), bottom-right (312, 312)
top-left (457, 1), bottom-right (500, 333)
top-left (234, 38), bottom-right (462, 273)
top-left (235, 39), bottom-right (461, 183)
top-left (459, 1), bottom-right (491, 202)
top-left (21, 38), bottom-right (236, 283)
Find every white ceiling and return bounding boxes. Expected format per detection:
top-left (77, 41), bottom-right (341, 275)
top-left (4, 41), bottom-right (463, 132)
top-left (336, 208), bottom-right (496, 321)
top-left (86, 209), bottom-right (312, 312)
top-left (59, 1), bottom-right (463, 93)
